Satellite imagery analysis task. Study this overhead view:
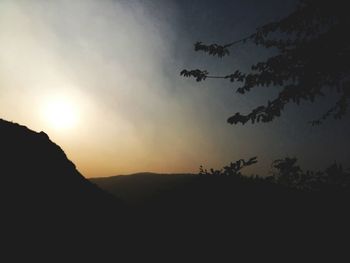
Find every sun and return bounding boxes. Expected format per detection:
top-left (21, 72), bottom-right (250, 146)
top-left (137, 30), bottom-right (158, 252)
top-left (43, 98), bottom-right (78, 130)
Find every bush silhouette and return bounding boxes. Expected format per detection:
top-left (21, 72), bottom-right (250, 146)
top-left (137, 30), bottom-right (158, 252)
top-left (199, 156), bottom-right (258, 177)
top-left (198, 156), bottom-right (350, 192)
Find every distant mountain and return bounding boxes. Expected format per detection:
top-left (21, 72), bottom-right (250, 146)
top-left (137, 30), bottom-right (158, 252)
top-left (91, 172), bottom-right (195, 204)
top-left (91, 169), bottom-right (350, 223)
top-left (91, 172), bottom-right (295, 209)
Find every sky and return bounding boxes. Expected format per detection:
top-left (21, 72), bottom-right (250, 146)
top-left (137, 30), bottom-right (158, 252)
top-left (1, 0), bottom-right (350, 177)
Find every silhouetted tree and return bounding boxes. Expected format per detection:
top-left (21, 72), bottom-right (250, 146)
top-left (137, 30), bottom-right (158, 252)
top-left (324, 162), bottom-right (350, 188)
top-left (200, 156), bottom-right (350, 191)
top-left (199, 156), bottom-right (258, 176)
top-left (272, 157), bottom-right (302, 187)
top-left (181, 0), bottom-right (350, 125)
top-left (270, 157), bottom-right (350, 191)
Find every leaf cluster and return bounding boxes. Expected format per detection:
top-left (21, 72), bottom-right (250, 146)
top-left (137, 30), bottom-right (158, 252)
top-left (181, 0), bottom-right (350, 125)
top-left (200, 156), bottom-right (350, 192)
top-left (199, 156), bottom-right (258, 177)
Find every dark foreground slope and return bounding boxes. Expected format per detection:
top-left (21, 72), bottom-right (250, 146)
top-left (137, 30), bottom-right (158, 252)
top-left (91, 173), bottom-right (194, 205)
top-left (1, 118), bottom-right (348, 259)
top-left (92, 171), bottom-right (350, 215)
top-left (92, 169), bottom-right (350, 257)
top-left (0, 119), bottom-right (120, 213)
top-left (0, 119), bottom-right (127, 256)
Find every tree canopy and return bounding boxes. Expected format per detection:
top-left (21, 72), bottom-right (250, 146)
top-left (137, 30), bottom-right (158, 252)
top-left (181, 0), bottom-right (350, 125)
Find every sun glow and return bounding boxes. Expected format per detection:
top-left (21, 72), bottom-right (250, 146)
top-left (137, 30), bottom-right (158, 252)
top-left (43, 98), bottom-right (78, 130)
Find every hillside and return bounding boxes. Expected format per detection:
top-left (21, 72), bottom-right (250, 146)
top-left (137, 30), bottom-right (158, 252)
top-left (91, 172), bottom-right (194, 204)
top-left (0, 119), bottom-right (123, 244)
top-left (91, 172), bottom-right (296, 209)
top-left (91, 168), bottom-right (350, 228)
top-left (1, 118), bottom-right (348, 258)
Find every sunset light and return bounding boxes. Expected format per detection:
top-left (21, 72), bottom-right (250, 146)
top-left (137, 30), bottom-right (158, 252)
top-left (1, 0), bottom-right (349, 255)
top-left (43, 98), bottom-right (78, 130)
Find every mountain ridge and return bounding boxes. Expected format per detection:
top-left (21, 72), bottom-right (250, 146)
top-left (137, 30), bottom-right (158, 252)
top-left (0, 118), bottom-right (121, 222)
top-left (91, 172), bottom-right (194, 204)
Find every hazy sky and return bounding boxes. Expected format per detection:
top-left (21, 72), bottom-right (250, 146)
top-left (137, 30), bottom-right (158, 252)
top-left (1, 0), bottom-right (349, 177)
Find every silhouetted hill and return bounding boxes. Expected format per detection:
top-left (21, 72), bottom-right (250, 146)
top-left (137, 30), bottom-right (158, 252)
top-left (92, 170), bottom-right (350, 240)
top-left (91, 172), bottom-right (194, 204)
top-left (2, 118), bottom-right (348, 258)
top-left (92, 172), bottom-right (300, 210)
top-left (0, 119), bottom-right (125, 253)
top-left (1, 118), bottom-right (119, 210)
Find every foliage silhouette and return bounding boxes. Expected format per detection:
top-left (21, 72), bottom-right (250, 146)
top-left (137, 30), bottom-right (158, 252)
top-left (199, 156), bottom-right (350, 192)
top-left (199, 156), bottom-right (258, 176)
top-left (181, 0), bottom-right (350, 125)
top-left (269, 157), bottom-right (350, 191)
top-left (271, 157), bottom-right (303, 188)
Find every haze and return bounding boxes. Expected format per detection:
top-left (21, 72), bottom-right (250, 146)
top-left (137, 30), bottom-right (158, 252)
top-left (1, 0), bottom-right (349, 177)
